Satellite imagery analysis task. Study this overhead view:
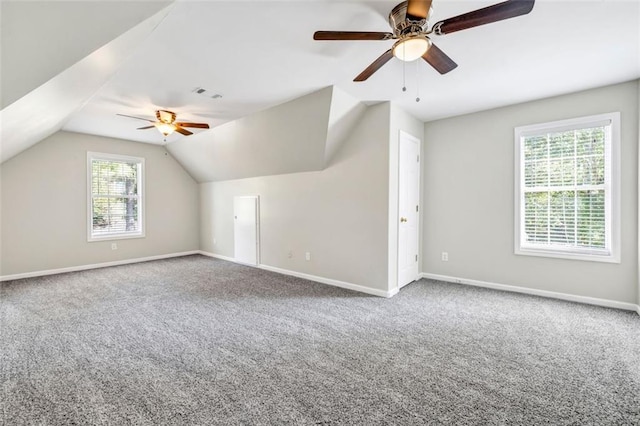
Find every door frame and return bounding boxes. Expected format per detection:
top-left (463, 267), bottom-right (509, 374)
top-left (396, 130), bottom-right (421, 290)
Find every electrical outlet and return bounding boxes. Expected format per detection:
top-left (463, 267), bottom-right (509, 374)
top-left (111, 243), bottom-right (118, 250)
top-left (288, 250), bottom-right (293, 259)
top-left (441, 252), bottom-right (448, 261)
top-left (213, 238), bottom-right (217, 245)
top-left (305, 252), bottom-right (311, 261)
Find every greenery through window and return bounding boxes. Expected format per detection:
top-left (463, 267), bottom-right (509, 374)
top-left (515, 113), bottom-right (619, 262)
top-left (88, 153), bottom-right (144, 240)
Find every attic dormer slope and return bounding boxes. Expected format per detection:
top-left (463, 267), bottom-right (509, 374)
top-left (167, 86), bottom-right (366, 183)
top-left (0, 3), bottom-right (173, 164)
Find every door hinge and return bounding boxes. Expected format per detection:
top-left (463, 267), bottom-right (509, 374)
top-left (417, 155), bottom-right (420, 162)
top-left (415, 255), bottom-right (418, 262)
top-left (416, 205), bottom-right (419, 212)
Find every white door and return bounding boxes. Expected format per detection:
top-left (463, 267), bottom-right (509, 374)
top-left (234, 196), bottom-right (259, 266)
top-left (398, 131), bottom-right (420, 288)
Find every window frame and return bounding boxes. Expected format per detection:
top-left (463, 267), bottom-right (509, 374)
top-left (513, 112), bottom-right (620, 263)
top-left (87, 152), bottom-right (145, 242)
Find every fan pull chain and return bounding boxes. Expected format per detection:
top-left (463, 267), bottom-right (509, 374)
top-left (415, 60), bottom-right (421, 103)
top-left (402, 44), bottom-right (407, 92)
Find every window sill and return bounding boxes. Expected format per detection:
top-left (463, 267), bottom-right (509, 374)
top-left (515, 247), bottom-right (620, 264)
top-left (88, 232), bottom-right (145, 243)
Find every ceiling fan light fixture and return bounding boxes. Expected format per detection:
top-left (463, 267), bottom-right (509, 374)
top-left (393, 36), bottom-right (432, 62)
top-left (157, 109), bottom-right (176, 124)
top-left (155, 122), bottom-right (176, 136)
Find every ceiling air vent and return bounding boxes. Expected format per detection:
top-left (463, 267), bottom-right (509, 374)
top-left (192, 87), bottom-right (222, 99)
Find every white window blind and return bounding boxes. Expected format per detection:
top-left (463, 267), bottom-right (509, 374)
top-left (88, 153), bottom-right (144, 241)
top-left (514, 113), bottom-right (620, 262)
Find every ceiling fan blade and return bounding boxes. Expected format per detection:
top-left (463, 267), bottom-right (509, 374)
top-left (432, 0), bottom-right (535, 35)
top-left (314, 31), bottom-right (393, 41)
top-left (116, 113), bottom-right (155, 122)
top-left (137, 125), bottom-right (156, 130)
top-left (422, 43), bottom-right (458, 74)
top-left (406, 0), bottom-right (433, 21)
top-left (175, 122), bottom-right (210, 129)
top-left (354, 49), bottom-right (394, 82)
top-left (174, 126), bottom-right (193, 136)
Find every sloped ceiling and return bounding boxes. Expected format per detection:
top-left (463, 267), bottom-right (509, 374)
top-left (0, 3), bottom-right (173, 163)
top-left (167, 86), bottom-right (366, 182)
top-left (1, 1), bottom-right (639, 170)
top-left (1, 1), bottom-right (172, 108)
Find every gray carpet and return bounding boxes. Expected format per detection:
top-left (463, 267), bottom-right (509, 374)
top-left (1, 255), bottom-right (639, 425)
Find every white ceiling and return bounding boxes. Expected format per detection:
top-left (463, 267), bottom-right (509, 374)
top-left (7, 0), bottom-right (640, 147)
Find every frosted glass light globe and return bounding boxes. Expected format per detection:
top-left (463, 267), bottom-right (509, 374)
top-left (393, 37), bottom-right (431, 62)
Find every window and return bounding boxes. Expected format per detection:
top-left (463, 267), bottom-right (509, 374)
top-left (514, 113), bottom-right (620, 262)
top-left (88, 152), bottom-right (144, 241)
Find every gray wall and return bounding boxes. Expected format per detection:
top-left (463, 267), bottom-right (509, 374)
top-left (200, 103), bottom-right (392, 292)
top-left (0, 131), bottom-right (199, 276)
top-left (423, 80), bottom-right (639, 304)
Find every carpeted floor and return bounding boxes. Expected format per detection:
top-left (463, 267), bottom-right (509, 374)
top-left (1, 255), bottom-right (639, 425)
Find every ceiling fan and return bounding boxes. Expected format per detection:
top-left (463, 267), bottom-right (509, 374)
top-left (117, 110), bottom-right (210, 137)
top-left (314, 0), bottom-right (535, 81)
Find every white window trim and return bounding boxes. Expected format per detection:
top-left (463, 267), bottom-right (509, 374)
top-left (514, 112), bottom-right (621, 263)
top-left (87, 152), bottom-right (145, 242)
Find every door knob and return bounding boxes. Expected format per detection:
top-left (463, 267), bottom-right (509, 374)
top-left (400, 217), bottom-right (407, 223)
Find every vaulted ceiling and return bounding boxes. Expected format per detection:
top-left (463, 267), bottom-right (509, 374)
top-left (2, 0), bottom-right (639, 163)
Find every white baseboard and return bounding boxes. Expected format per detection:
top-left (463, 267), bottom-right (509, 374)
top-left (0, 251), bottom-right (200, 282)
top-left (199, 251), bottom-right (395, 298)
top-left (420, 272), bottom-right (639, 313)
top-left (198, 251), bottom-right (235, 263)
top-left (258, 264), bottom-right (396, 298)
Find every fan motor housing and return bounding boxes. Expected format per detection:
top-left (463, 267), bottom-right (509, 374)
top-left (389, 1), bottom-right (430, 35)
